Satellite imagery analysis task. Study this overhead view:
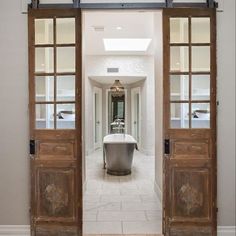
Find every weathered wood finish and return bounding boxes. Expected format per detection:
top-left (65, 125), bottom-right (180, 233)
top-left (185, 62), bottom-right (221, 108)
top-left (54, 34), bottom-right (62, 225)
top-left (163, 9), bottom-right (217, 236)
top-left (28, 9), bottom-right (82, 236)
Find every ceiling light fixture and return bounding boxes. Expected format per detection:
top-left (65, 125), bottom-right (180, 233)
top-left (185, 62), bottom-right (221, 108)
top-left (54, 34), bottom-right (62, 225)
top-left (110, 80), bottom-right (124, 97)
top-left (103, 38), bottom-right (152, 52)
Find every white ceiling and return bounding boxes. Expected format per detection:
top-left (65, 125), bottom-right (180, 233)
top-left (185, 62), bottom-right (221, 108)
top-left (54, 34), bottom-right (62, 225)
top-left (89, 76), bottom-right (146, 85)
top-left (83, 11), bottom-right (156, 55)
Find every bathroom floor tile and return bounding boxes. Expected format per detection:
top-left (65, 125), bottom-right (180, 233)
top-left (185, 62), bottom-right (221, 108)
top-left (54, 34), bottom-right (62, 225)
top-left (122, 202), bottom-right (161, 211)
top-left (145, 210), bottom-right (162, 221)
top-left (83, 210), bottom-right (98, 221)
top-left (83, 149), bottom-right (162, 234)
top-left (84, 222), bottom-right (122, 234)
top-left (122, 221), bottom-right (162, 234)
top-left (97, 210), bottom-right (146, 221)
top-left (100, 194), bottom-right (142, 203)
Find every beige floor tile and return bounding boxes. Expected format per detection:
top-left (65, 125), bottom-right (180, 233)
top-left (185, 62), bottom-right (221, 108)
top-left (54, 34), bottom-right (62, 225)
top-left (122, 221), bottom-right (162, 234)
top-left (97, 210), bottom-right (146, 221)
top-left (83, 222), bottom-right (122, 234)
top-left (83, 150), bottom-right (162, 234)
top-left (121, 202), bottom-right (161, 211)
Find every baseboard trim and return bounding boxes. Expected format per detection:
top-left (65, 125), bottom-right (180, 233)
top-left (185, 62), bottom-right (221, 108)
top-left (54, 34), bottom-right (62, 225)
top-left (217, 226), bottom-right (236, 236)
top-left (0, 225), bottom-right (30, 235)
top-left (0, 225), bottom-right (235, 235)
top-left (154, 181), bottom-right (162, 202)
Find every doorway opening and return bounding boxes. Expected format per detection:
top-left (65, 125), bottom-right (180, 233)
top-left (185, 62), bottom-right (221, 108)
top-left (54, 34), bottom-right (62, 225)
top-left (82, 10), bottom-right (163, 234)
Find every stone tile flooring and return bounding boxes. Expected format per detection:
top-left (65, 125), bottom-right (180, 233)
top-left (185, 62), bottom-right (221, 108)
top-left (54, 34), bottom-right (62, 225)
top-left (83, 149), bottom-right (162, 234)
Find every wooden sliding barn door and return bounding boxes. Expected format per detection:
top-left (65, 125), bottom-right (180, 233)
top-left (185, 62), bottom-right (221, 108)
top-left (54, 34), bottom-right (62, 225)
top-left (28, 9), bottom-right (82, 236)
top-left (163, 9), bottom-right (217, 236)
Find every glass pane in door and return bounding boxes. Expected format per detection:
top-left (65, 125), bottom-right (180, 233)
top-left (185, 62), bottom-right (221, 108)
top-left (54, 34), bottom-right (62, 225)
top-left (56, 18), bottom-right (75, 44)
top-left (36, 104), bottom-right (54, 129)
top-left (170, 103), bottom-right (189, 128)
top-left (56, 47), bottom-right (75, 73)
top-left (170, 18), bottom-right (188, 43)
top-left (192, 75), bottom-right (210, 100)
top-left (56, 103), bottom-right (75, 129)
top-left (192, 46), bottom-right (210, 72)
top-left (35, 19), bottom-right (53, 45)
top-left (35, 76), bottom-right (54, 102)
top-left (35, 47), bottom-right (54, 73)
top-left (170, 75), bottom-right (189, 101)
top-left (191, 103), bottom-right (210, 128)
top-left (170, 46), bottom-right (189, 72)
top-left (57, 76), bottom-right (75, 101)
top-left (192, 17), bottom-right (210, 43)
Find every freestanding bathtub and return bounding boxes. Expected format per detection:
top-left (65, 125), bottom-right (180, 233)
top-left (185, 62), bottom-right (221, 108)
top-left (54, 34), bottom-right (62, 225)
top-left (103, 134), bottom-right (137, 176)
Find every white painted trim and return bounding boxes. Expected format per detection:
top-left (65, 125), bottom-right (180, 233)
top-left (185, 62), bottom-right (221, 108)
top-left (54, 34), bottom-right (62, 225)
top-left (0, 225), bottom-right (235, 235)
top-left (217, 226), bottom-right (236, 236)
top-left (0, 225), bottom-right (30, 235)
top-left (21, 0), bottom-right (31, 13)
top-left (154, 180), bottom-right (162, 202)
top-left (93, 87), bottom-right (103, 149)
top-left (131, 86), bottom-right (141, 147)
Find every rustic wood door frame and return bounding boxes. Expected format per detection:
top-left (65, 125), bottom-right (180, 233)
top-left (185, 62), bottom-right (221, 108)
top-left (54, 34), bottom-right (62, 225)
top-left (28, 8), bottom-right (82, 235)
top-left (163, 8), bottom-right (217, 236)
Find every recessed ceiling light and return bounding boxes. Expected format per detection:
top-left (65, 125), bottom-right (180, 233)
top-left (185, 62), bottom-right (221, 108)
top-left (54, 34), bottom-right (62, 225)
top-left (116, 26), bottom-right (123, 30)
top-left (103, 38), bottom-right (152, 52)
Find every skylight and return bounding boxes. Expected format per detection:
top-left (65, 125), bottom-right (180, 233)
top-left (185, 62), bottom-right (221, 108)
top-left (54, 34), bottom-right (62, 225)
top-left (103, 38), bottom-right (152, 52)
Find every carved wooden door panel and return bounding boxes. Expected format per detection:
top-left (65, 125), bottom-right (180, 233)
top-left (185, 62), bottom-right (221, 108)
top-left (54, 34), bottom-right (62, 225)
top-left (163, 9), bottom-right (217, 236)
top-left (28, 9), bottom-right (82, 236)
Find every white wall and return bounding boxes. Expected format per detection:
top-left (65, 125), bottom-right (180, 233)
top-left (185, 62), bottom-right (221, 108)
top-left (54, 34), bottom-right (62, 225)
top-left (84, 55), bottom-right (155, 155)
top-left (154, 11), bottom-right (163, 199)
top-left (0, 0), bottom-right (235, 228)
top-left (217, 0), bottom-right (235, 226)
top-left (0, 0), bottom-right (29, 225)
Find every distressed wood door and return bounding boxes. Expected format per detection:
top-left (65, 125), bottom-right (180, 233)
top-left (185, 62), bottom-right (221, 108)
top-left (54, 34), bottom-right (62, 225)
top-left (163, 9), bottom-right (217, 236)
top-left (28, 8), bottom-right (82, 236)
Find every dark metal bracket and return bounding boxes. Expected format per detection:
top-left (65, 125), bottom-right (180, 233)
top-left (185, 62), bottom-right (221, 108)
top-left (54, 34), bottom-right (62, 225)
top-left (164, 139), bottom-right (170, 155)
top-left (31, 0), bottom-right (218, 9)
top-left (30, 140), bottom-right (36, 155)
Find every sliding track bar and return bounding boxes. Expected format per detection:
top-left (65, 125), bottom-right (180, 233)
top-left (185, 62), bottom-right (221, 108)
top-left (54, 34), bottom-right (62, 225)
top-left (79, 2), bottom-right (166, 9)
top-left (33, 0), bottom-right (218, 9)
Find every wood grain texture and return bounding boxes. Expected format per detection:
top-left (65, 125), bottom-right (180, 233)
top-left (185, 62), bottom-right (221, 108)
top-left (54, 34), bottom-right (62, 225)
top-left (163, 8), bottom-right (217, 236)
top-left (28, 8), bottom-right (82, 236)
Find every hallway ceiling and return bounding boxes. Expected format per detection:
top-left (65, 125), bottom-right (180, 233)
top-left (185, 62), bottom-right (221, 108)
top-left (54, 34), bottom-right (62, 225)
top-left (83, 11), bottom-right (157, 55)
top-left (90, 76), bottom-right (146, 85)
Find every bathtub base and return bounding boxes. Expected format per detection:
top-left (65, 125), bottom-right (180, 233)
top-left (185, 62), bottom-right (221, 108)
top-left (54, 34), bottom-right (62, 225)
top-left (107, 169), bottom-right (131, 176)
top-left (104, 142), bottom-right (136, 176)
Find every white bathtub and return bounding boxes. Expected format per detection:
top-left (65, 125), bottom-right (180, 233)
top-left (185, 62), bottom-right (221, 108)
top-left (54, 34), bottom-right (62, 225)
top-left (103, 134), bottom-right (137, 144)
top-left (103, 134), bottom-right (137, 175)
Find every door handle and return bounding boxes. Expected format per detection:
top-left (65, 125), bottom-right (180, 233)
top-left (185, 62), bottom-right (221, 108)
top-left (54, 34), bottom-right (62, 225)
top-left (30, 139), bottom-right (36, 155)
top-left (164, 139), bottom-right (170, 155)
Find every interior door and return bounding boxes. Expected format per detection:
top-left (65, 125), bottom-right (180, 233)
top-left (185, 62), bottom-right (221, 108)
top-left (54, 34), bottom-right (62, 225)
top-left (94, 87), bottom-right (102, 149)
top-left (131, 87), bottom-right (141, 144)
top-left (163, 9), bottom-right (216, 236)
top-left (28, 9), bottom-right (82, 236)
